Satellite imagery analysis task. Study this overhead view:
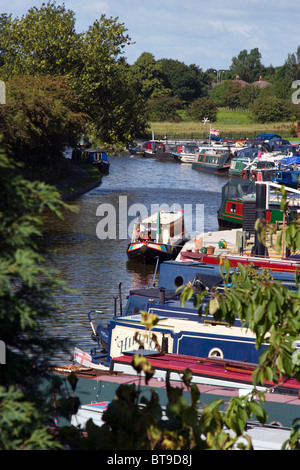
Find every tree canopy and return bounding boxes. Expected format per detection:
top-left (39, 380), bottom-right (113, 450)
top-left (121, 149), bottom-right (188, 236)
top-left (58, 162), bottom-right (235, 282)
top-left (131, 52), bottom-right (170, 100)
top-left (0, 3), bottom-right (147, 147)
top-left (0, 4), bottom-right (78, 78)
top-left (157, 58), bottom-right (207, 103)
top-left (0, 75), bottom-right (87, 164)
top-left (230, 48), bottom-right (263, 83)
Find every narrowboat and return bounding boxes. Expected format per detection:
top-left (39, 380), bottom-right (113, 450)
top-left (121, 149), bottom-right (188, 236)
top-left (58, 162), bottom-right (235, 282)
top-left (71, 148), bottom-right (110, 174)
top-left (127, 209), bottom-right (188, 264)
top-left (173, 144), bottom-right (199, 163)
top-left (70, 395), bottom-right (295, 450)
top-left (272, 155), bottom-right (300, 188)
top-left (89, 311), bottom-right (263, 366)
top-left (155, 143), bottom-right (183, 162)
top-left (109, 352), bottom-right (300, 400)
top-left (228, 145), bottom-right (277, 177)
top-left (56, 360), bottom-right (300, 430)
top-left (217, 179), bottom-right (286, 230)
top-left (273, 170), bottom-right (300, 189)
top-left (128, 141), bottom-right (147, 156)
top-left (143, 140), bottom-right (161, 158)
top-left (192, 149), bottom-right (232, 173)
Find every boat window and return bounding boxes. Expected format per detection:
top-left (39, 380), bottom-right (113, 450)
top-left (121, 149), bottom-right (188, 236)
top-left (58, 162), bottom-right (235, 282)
top-left (208, 348), bottom-right (224, 358)
top-left (230, 203), bottom-right (237, 213)
top-left (174, 275), bottom-right (184, 288)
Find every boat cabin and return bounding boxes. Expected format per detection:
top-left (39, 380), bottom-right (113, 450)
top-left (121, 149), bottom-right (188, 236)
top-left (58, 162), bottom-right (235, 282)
top-left (131, 210), bottom-right (185, 245)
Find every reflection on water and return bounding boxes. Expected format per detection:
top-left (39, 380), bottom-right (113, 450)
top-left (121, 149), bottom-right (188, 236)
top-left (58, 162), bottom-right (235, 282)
top-left (45, 154), bottom-right (228, 362)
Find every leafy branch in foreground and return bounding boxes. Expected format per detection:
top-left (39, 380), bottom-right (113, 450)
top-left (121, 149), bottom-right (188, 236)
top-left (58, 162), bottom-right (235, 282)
top-left (0, 146), bottom-right (77, 449)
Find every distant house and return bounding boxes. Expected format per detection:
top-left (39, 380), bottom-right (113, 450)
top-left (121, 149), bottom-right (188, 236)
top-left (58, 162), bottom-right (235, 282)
top-left (231, 75), bottom-right (249, 88)
top-left (211, 75), bottom-right (271, 89)
top-left (252, 76), bottom-right (271, 89)
top-left (211, 75), bottom-right (249, 88)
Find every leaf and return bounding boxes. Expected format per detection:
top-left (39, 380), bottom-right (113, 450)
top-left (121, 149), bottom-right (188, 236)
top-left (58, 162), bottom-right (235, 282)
top-left (209, 296), bottom-right (220, 315)
top-left (253, 304), bottom-right (265, 324)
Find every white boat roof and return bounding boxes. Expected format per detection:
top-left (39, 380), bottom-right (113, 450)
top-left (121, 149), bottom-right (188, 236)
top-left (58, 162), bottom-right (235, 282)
top-left (141, 210), bottom-right (183, 225)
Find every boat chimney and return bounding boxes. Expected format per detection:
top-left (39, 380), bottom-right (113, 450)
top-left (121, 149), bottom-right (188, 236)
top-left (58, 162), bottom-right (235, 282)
top-left (254, 182), bottom-right (267, 256)
top-left (159, 287), bottom-right (166, 304)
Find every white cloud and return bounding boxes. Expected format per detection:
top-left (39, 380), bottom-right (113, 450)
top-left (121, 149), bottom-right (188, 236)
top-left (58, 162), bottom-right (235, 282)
top-left (1, 0), bottom-right (300, 69)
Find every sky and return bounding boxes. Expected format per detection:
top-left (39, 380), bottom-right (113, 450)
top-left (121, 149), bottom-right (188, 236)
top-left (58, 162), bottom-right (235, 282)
top-left (1, 0), bottom-right (300, 72)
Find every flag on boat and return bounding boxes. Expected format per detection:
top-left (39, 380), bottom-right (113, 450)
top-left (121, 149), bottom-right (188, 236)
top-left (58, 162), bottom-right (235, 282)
top-left (210, 128), bottom-right (220, 136)
top-left (74, 347), bottom-right (93, 367)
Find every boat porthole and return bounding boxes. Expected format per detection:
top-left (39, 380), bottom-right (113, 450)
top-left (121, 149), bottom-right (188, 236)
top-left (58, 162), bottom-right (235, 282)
top-left (174, 275), bottom-right (184, 288)
top-left (208, 348), bottom-right (223, 358)
top-left (269, 420), bottom-right (283, 427)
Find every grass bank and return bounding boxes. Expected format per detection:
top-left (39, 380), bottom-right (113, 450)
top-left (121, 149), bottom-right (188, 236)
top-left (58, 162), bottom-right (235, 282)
top-left (149, 109), bottom-right (297, 140)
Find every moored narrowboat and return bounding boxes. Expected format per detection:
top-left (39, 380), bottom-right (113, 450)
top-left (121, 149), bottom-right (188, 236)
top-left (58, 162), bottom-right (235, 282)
top-left (127, 209), bottom-right (188, 264)
top-left (192, 149), bottom-right (232, 173)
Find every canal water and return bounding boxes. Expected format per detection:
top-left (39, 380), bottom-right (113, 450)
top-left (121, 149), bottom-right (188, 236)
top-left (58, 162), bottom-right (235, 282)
top-left (45, 153), bottom-right (229, 362)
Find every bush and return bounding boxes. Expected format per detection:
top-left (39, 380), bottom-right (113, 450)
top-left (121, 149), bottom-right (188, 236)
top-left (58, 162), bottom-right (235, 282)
top-left (146, 95), bottom-right (183, 122)
top-left (187, 97), bottom-right (217, 121)
top-left (250, 96), bottom-right (285, 122)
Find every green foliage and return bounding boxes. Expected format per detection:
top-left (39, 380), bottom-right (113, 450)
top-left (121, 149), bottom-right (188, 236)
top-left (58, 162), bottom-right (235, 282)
top-left (230, 48), bottom-right (263, 83)
top-left (0, 386), bottom-right (62, 450)
top-left (0, 2), bottom-right (78, 78)
top-left (187, 97), bottom-right (217, 121)
top-left (157, 58), bottom-right (207, 103)
top-left (211, 80), bottom-right (240, 107)
top-left (146, 94), bottom-right (183, 122)
top-left (68, 16), bottom-right (147, 145)
top-left (272, 53), bottom-right (299, 100)
top-left (0, 146), bottom-right (76, 449)
top-left (0, 75), bottom-right (87, 164)
top-left (0, 3), bottom-right (147, 146)
top-left (222, 82), bottom-right (244, 108)
top-left (131, 52), bottom-right (170, 100)
top-left (238, 84), bottom-right (260, 108)
top-left (250, 95), bottom-right (286, 122)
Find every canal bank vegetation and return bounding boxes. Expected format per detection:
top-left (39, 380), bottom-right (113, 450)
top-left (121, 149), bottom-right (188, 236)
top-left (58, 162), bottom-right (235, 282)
top-left (0, 146), bottom-right (75, 450)
top-left (149, 115), bottom-right (297, 141)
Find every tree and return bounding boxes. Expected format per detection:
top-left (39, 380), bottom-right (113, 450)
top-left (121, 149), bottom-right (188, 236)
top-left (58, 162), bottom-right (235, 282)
top-left (223, 81), bottom-right (243, 108)
top-left (210, 80), bottom-right (243, 107)
top-left (188, 97), bottom-right (217, 121)
top-left (0, 3), bottom-right (147, 146)
top-left (158, 59), bottom-right (205, 103)
top-left (131, 52), bottom-right (170, 100)
top-left (230, 48), bottom-right (263, 83)
top-left (0, 3), bottom-right (78, 79)
top-left (0, 75), bottom-right (87, 165)
top-left (0, 14), bottom-right (10, 67)
top-left (146, 95), bottom-right (183, 122)
top-left (250, 95), bottom-right (285, 122)
top-left (0, 145), bottom-right (77, 449)
top-left (273, 54), bottom-right (298, 100)
top-left (239, 84), bottom-right (260, 108)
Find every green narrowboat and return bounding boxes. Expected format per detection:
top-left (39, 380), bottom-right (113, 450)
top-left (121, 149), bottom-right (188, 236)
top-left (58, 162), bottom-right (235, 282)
top-left (192, 149), bottom-right (232, 173)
